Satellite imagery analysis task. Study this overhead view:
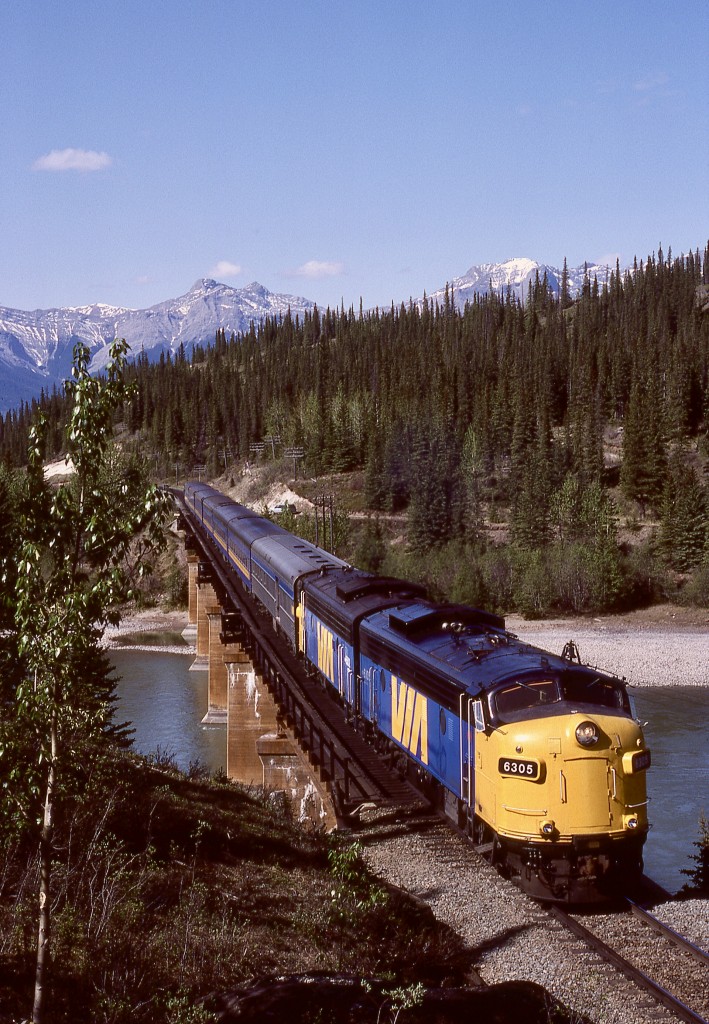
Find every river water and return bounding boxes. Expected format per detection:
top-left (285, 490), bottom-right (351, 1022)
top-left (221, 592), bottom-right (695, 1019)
top-left (110, 640), bottom-right (708, 895)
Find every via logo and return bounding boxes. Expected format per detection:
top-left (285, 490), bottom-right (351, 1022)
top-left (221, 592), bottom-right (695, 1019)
top-left (391, 677), bottom-right (428, 764)
top-left (316, 621), bottom-right (334, 683)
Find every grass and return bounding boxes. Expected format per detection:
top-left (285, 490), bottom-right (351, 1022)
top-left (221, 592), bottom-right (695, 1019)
top-left (0, 749), bottom-right (472, 1024)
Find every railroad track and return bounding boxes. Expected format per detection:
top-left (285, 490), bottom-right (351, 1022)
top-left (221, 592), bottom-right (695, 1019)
top-left (460, 820), bottom-right (709, 1022)
top-left (547, 899), bottom-right (709, 1023)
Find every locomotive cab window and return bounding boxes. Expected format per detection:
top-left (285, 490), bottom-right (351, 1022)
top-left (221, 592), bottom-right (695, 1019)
top-left (560, 671), bottom-right (629, 713)
top-left (492, 679), bottom-right (559, 720)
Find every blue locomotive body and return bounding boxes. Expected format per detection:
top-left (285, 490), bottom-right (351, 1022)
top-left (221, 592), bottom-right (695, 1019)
top-left (183, 482), bottom-right (651, 903)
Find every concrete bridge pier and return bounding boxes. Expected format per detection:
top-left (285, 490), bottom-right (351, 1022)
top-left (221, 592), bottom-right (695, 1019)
top-left (226, 657), bottom-right (279, 783)
top-left (200, 609), bottom-right (237, 724)
top-left (257, 731), bottom-right (337, 830)
top-left (187, 553), bottom-right (199, 625)
top-left (226, 660), bottom-right (335, 829)
top-left (180, 537), bottom-right (337, 828)
top-left (188, 569), bottom-right (217, 673)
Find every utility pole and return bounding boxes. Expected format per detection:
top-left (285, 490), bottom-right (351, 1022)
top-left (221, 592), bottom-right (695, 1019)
top-left (314, 493), bottom-right (335, 551)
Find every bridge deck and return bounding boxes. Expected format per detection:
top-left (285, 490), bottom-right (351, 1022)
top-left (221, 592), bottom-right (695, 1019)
top-left (175, 492), bottom-right (422, 816)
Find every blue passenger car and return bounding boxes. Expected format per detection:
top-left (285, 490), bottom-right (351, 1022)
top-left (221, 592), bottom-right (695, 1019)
top-left (251, 535), bottom-right (348, 647)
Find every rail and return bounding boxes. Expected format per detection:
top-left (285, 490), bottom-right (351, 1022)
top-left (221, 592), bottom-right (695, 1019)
top-left (549, 906), bottom-right (709, 1024)
top-left (627, 899), bottom-right (709, 970)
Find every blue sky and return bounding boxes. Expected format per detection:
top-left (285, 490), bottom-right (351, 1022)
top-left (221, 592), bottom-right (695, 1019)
top-left (2, 1), bottom-right (707, 312)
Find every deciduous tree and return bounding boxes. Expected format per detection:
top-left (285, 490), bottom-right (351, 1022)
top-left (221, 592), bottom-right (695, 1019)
top-left (0, 341), bottom-right (170, 1024)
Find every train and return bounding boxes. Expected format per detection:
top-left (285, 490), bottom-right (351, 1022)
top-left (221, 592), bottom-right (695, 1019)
top-left (183, 481), bottom-right (650, 903)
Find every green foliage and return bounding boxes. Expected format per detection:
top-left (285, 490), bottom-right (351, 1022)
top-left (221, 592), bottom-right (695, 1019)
top-left (1, 245), bottom-right (708, 610)
top-left (510, 548), bottom-right (554, 619)
top-left (380, 535), bottom-right (635, 618)
top-left (620, 378), bottom-right (668, 514)
top-left (552, 475), bottom-right (617, 545)
top-left (0, 340), bottom-right (171, 1022)
top-left (327, 838), bottom-right (388, 926)
top-left (377, 981), bottom-right (425, 1023)
top-left (678, 559), bottom-right (709, 607)
top-left (1, 341), bottom-right (170, 834)
top-left (660, 455), bottom-right (707, 572)
top-left (681, 814), bottom-right (709, 895)
top-left (164, 562), bottom-right (189, 609)
top-left (326, 838), bottom-right (388, 970)
top-left (355, 518), bottom-right (388, 574)
top-left (0, 751), bottom-right (469, 1022)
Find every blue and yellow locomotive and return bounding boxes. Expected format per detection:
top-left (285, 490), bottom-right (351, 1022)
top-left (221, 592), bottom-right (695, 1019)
top-left (185, 482), bottom-right (650, 903)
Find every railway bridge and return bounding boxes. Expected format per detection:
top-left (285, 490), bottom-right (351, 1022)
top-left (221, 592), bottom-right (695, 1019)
top-left (173, 490), bottom-right (419, 829)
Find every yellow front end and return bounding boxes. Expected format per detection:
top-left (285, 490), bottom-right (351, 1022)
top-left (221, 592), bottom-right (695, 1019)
top-left (474, 709), bottom-right (649, 902)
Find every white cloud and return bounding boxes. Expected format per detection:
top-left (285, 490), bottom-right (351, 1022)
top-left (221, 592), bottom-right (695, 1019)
top-left (292, 260), bottom-right (345, 279)
top-left (32, 148), bottom-right (112, 172)
top-left (210, 260), bottom-right (242, 278)
top-left (633, 71), bottom-right (669, 92)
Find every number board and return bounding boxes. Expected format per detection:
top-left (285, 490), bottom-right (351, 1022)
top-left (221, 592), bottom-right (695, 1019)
top-left (498, 757), bottom-right (539, 780)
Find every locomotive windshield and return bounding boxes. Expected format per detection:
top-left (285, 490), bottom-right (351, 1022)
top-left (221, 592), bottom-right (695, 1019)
top-left (491, 670), bottom-right (630, 722)
top-left (494, 679), bottom-right (559, 715)
top-left (560, 669), bottom-right (630, 712)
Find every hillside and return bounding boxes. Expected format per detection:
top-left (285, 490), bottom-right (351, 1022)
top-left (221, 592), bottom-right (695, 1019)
top-left (0, 747), bottom-right (582, 1024)
top-left (1, 257), bottom-right (624, 413)
top-left (3, 244), bottom-right (708, 619)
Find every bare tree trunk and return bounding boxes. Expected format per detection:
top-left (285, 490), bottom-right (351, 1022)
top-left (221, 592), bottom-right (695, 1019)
top-left (32, 706), bottom-right (57, 1024)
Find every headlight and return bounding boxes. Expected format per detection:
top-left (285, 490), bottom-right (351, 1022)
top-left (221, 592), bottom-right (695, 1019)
top-left (575, 720), bottom-right (599, 747)
top-left (539, 819), bottom-right (555, 835)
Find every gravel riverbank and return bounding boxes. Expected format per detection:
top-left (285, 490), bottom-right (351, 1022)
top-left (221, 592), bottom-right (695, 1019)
top-left (505, 604), bottom-right (708, 687)
top-left (104, 608), bottom-right (194, 654)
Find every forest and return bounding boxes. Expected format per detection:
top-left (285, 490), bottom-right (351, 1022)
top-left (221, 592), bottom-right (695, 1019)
top-left (1, 244), bottom-right (708, 617)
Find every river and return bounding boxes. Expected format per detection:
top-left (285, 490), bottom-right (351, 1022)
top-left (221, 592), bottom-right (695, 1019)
top-left (110, 639), bottom-right (708, 895)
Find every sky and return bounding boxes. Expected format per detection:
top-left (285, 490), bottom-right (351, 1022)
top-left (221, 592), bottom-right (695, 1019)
top-left (1, 1), bottom-right (707, 313)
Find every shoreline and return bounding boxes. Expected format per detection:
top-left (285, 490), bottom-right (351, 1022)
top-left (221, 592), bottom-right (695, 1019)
top-left (104, 608), bottom-right (194, 655)
top-left (105, 604), bottom-right (708, 687)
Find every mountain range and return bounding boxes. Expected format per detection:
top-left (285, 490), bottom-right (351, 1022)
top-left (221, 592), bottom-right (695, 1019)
top-left (0, 258), bottom-right (611, 413)
top-left (427, 257), bottom-right (610, 308)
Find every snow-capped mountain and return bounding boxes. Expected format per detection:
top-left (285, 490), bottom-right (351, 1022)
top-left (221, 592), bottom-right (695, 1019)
top-left (0, 279), bottom-right (315, 412)
top-left (0, 259), bottom-right (615, 413)
top-left (427, 257), bottom-right (612, 307)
